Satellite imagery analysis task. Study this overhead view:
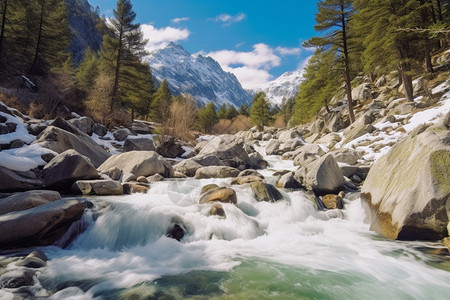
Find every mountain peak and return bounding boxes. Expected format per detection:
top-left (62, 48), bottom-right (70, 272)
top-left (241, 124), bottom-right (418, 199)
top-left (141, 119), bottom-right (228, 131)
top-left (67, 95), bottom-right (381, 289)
top-left (148, 45), bottom-right (251, 107)
top-left (259, 69), bottom-right (305, 105)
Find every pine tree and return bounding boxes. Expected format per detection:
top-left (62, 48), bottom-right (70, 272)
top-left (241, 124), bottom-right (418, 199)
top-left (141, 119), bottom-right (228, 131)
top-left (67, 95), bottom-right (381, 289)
top-left (304, 0), bottom-right (356, 123)
top-left (353, 0), bottom-right (428, 102)
top-left (197, 102), bottom-right (217, 133)
top-left (216, 103), bottom-right (227, 120)
top-left (30, 0), bottom-right (72, 74)
top-left (150, 79), bottom-right (172, 123)
top-left (292, 49), bottom-right (340, 125)
top-left (250, 92), bottom-right (271, 131)
top-left (239, 103), bottom-right (250, 116)
top-left (76, 47), bottom-right (99, 95)
top-left (225, 105), bottom-right (239, 119)
top-left (99, 0), bottom-right (147, 111)
top-left (0, 0), bottom-right (8, 63)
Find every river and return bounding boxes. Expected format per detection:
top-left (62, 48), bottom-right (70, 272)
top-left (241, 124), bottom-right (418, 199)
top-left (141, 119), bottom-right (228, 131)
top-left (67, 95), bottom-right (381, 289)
top-left (4, 155), bottom-right (450, 299)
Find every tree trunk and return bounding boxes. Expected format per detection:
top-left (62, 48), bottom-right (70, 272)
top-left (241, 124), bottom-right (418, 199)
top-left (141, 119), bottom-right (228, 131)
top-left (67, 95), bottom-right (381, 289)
top-left (419, 0), bottom-right (434, 74)
top-left (340, 1), bottom-right (355, 124)
top-left (111, 26), bottom-right (124, 112)
top-left (30, 0), bottom-right (45, 74)
top-left (424, 39), bottom-right (434, 74)
top-left (0, 0), bottom-right (7, 62)
top-left (435, 0), bottom-right (443, 22)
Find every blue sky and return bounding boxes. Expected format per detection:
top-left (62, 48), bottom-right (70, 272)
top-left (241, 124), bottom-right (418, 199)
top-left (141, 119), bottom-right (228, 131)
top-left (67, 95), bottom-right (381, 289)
top-left (87, 0), bottom-right (318, 89)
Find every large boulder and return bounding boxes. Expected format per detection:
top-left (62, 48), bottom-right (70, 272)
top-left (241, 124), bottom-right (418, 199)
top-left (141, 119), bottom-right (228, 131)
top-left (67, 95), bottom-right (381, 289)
top-left (156, 137), bottom-right (185, 158)
top-left (194, 166), bottom-right (240, 179)
top-left (43, 149), bottom-right (99, 189)
top-left (0, 190), bottom-right (61, 215)
top-left (0, 199), bottom-right (84, 249)
top-left (361, 120), bottom-right (450, 240)
top-left (68, 116), bottom-right (94, 135)
top-left (0, 167), bottom-right (44, 192)
top-left (123, 137), bottom-right (156, 152)
top-left (295, 154), bottom-right (345, 195)
top-left (197, 135), bottom-right (250, 169)
top-left (98, 151), bottom-right (174, 178)
top-left (34, 125), bottom-right (110, 167)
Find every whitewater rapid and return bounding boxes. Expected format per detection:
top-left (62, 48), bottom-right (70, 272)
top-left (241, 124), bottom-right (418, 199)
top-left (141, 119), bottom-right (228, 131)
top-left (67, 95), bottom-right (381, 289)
top-left (2, 156), bottom-right (449, 299)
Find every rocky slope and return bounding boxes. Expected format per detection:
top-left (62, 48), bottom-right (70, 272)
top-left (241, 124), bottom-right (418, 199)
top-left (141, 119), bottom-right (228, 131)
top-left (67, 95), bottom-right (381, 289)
top-left (65, 0), bottom-right (103, 64)
top-left (147, 42), bottom-right (252, 107)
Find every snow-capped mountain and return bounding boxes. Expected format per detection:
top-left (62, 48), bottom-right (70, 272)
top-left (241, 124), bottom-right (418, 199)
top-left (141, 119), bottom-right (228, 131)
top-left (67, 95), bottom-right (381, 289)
top-left (147, 42), bottom-right (252, 107)
top-left (259, 69), bottom-right (305, 105)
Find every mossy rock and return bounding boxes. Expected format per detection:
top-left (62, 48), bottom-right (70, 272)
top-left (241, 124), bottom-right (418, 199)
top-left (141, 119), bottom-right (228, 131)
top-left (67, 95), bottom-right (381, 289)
top-left (361, 119), bottom-right (450, 241)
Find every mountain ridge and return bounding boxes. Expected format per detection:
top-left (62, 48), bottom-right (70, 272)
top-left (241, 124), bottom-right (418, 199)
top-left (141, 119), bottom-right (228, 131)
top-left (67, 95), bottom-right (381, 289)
top-left (147, 42), bottom-right (252, 107)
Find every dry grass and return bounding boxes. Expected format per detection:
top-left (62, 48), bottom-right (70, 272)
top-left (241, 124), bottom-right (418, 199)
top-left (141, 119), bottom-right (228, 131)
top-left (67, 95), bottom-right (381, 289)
top-left (211, 115), bottom-right (251, 134)
top-left (161, 96), bottom-right (198, 142)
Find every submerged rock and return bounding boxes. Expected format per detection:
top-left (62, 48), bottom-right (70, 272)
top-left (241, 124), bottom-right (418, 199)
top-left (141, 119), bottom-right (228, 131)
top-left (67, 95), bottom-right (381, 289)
top-left (209, 203), bottom-right (226, 218)
top-left (361, 115), bottom-right (450, 240)
top-left (249, 182), bottom-right (283, 202)
top-left (199, 187), bottom-right (237, 204)
top-left (166, 224), bottom-right (186, 241)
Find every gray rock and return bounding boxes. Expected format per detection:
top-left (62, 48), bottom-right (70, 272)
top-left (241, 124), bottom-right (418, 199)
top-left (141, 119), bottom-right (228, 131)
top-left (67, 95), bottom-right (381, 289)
top-left (361, 120), bottom-right (450, 240)
top-left (0, 269), bottom-right (34, 288)
top-left (278, 129), bottom-right (300, 143)
top-left (92, 123), bottom-right (108, 137)
top-left (0, 199), bottom-right (84, 249)
top-left (173, 159), bottom-right (203, 177)
top-left (0, 167), bottom-right (44, 192)
top-left (277, 172), bottom-right (302, 189)
top-left (72, 180), bottom-right (123, 195)
top-left (123, 137), bottom-right (156, 152)
top-left (198, 135), bottom-right (250, 169)
top-left (34, 125), bottom-right (110, 167)
top-left (147, 173), bottom-right (165, 182)
top-left (265, 139), bottom-right (281, 155)
top-left (98, 151), bottom-right (174, 178)
top-left (113, 128), bottom-right (130, 141)
top-left (331, 148), bottom-right (360, 165)
top-left (68, 116), bottom-right (94, 135)
top-left (395, 102), bottom-right (415, 115)
top-left (297, 154), bottom-right (345, 195)
top-left (351, 83), bottom-right (372, 101)
top-left (192, 154), bottom-right (224, 167)
top-left (195, 166), bottom-right (240, 179)
top-left (43, 149), bottom-right (99, 189)
top-left (0, 190), bottom-right (61, 216)
top-left (249, 182), bottom-right (283, 202)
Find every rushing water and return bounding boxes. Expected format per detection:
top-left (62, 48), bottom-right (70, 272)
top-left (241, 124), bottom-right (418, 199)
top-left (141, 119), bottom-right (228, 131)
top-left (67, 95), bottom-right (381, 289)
top-left (2, 156), bottom-right (450, 299)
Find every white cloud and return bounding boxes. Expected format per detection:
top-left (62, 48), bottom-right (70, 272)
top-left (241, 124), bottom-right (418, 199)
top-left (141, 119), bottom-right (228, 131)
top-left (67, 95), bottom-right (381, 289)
top-left (206, 43), bottom-right (280, 70)
top-left (171, 17), bottom-right (189, 24)
top-left (213, 13), bottom-right (246, 26)
top-left (275, 46), bottom-right (301, 56)
top-left (141, 24), bottom-right (190, 52)
top-left (223, 66), bottom-right (273, 90)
